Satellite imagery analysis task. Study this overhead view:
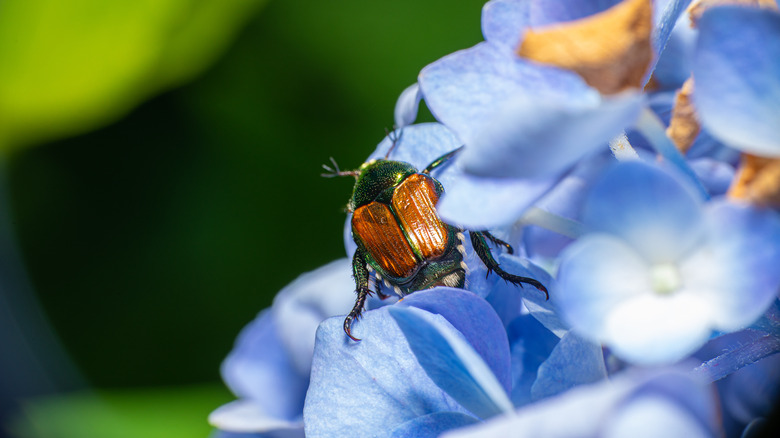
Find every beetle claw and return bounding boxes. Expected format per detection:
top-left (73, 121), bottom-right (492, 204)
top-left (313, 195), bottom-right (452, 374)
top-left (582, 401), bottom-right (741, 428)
top-left (343, 316), bottom-right (361, 342)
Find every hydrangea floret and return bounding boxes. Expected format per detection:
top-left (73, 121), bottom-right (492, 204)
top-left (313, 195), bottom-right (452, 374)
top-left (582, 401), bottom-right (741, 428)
top-left (211, 1), bottom-right (780, 437)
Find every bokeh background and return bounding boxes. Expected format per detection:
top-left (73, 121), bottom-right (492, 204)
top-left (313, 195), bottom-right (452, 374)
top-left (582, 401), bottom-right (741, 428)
top-left (0, 0), bottom-right (488, 436)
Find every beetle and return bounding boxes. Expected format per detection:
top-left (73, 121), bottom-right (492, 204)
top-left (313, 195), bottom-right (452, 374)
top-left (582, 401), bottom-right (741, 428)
top-left (325, 135), bottom-right (548, 341)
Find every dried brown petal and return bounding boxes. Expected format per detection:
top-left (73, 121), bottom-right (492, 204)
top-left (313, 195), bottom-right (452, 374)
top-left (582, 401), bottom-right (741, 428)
top-left (517, 0), bottom-right (653, 95)
top-left (666, 78), bottom-right (700, 154)
top-left (728, 154), bottom-right (780, 207)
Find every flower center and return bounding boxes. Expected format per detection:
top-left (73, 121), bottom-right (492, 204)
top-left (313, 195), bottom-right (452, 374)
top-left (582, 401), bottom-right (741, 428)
top-left (651, 263), bottom-right (681, 295)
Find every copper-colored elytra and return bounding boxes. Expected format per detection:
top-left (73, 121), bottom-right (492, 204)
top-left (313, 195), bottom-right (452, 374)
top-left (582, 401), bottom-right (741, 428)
top-left (353, 202), bottom-right (418, 278)
top-left (392, 174), bottom-right (450, 260)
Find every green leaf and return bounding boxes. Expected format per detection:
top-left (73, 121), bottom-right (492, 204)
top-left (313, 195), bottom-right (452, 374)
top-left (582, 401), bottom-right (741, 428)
top-left (8, 384), bottom-right (233, 438)
top-left (0, 0), bottom-right (265, 152)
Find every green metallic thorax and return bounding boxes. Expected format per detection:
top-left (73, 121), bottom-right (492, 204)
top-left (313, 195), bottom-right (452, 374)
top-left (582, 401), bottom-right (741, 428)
top-left (349, 160), bottom-right (417, 210)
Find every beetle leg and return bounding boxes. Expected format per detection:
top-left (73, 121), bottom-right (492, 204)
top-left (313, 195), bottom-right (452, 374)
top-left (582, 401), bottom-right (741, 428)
top-left (384, 127), bottom-right (403, 159)
top-left (480, 230), bottom-right (515, 254)
top-left (470, 231), bottom-right (549, 299)
top-left (422, 145), bottom-right (465, 174)
top-left (344, 249), bottom-right (372, 341)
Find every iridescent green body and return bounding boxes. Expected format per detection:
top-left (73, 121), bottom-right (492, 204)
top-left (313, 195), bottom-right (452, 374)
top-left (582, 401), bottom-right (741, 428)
top-left (343, 148), bottom-right (548, 341)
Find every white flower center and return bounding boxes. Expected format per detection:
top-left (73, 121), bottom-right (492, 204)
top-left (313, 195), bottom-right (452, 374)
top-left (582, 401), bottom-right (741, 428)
top-left (651, 263), bottom-right (681, 295)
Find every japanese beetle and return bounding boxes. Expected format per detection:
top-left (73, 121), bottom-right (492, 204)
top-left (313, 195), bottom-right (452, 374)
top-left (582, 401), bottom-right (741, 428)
top-left (326, 134), bottom-right (548, 341)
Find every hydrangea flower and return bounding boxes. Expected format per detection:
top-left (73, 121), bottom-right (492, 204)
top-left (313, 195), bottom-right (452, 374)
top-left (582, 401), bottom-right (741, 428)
top-left (556, 160), bottom-right (780, 365)
top-left (212, 1), bottom-right (780, 437)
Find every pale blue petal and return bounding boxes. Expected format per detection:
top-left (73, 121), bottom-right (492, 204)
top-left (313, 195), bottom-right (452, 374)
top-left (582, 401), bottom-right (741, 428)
top-left (387, 412), bottom-right (479, 438)
top-left (604, 292), bottom-right (715, 365)
top-left (399, 288), bottom-right (513, 393)
top-left (582, 161), bottom-right (705, 263)
top-left (693, 6), bottom-right (780, 157)
top-left (272, 258), bottom-right (357, 376)
top-left (436, 171), bottom-right (558, 229)
top-left (688, 158), bottom-right (735, 197)
top-left (443, 370), bottom-right (716, 438)
top-left (209, 400), bottom-right (303, 435)
top-left (304, 311), bottom-right (470, 437)
top-left (530, 331), bottom-right (606, 401)
top-left (651, 14), bottom-right (696, 90)
top-left (221, 310), bottom-right (308, 422)
top-left (523, 153), bottom-right (611, 259)
top-left (603, 396), bottom-right (711, 438)
top-left (419, 42), bottom-right (593, 150)
top-left (367, 123), bottom-right (462, 175)
top-left (506, 315), bottom-right (560, 407)
top-left (481, 0), bottom-right (530, 48)
top-left (653, 0), bottom-right (694, 55)
top-left (343, 213), bottom-right (356, 258)
top-left (460, 92), bottom-right (644, 179)
top-left (485, 279), bottom-right (525, 329)
top-left (682, 201), bottom-right (780, 332)
top-left (498, 254), bottom-right (568, 336)
top-left (557, 234), bottom-right (650, 341)
top-left (394, 83), bottom-right (422, 129)
top-left (389, 306), bottom-right (514, 419)
top-left (529, 0), bottom-right (620, 27)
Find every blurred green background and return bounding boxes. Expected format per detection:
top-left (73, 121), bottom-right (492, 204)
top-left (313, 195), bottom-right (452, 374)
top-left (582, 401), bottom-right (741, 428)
top-left (1, 0), bottom-right (486, 436)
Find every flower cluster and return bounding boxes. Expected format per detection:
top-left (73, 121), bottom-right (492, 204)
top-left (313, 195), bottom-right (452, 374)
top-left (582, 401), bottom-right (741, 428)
top-left (211, 1), bottom-right (780, 437)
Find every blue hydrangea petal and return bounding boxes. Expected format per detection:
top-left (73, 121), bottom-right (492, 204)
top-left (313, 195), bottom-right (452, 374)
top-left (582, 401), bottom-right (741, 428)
top-left (388, 412), bottom-right (480, 438)
top-left (681, 201), bottom-right (780, 332)
top-left (651, 14), bottom-right (696, 90)
top-left (459, 92), bottom-right (644, 179)
top-left (602, 396), bottom-right (711, 438)
top-left (530, 331), bottom-right (607, 401)
top-left (398, 288), bottom-right (512, 393)
top-left (653, 0), bottom-right (695, 55)
top-left (394, 83), bottom-right (422, 129)
top-left (272, 258), bottom-right (357, 376)
top-left (436, 171), bottom-right (558, 229)
top-left (603, 292), bottom-right (715, 365)
top-left (389, 306), bottom-right (515, 419)
top-left (523, 153), bottom-right (611, 260)
top-left (557, 234), bottom-right (650, 340)
top-left (220, 310), bottom-right (308, 422)
top-left (688, 158), bottom-right (735, 197)
top-left (693, 6), bottom-right (780, 157)
top-left (582, 161), bottom-right (705, 263)
top-left (481, 0), bottom-right (530, 48)
top-left (303, 311), bottom-right (470, 437)
top-left (209, 400), bottom-right (303, 435)
top-left (367, 123), bottom-right (462, 172)
top-left (529, 0), bottom-right (620, 27)
top-left (506, 315), bottom-right (561, 407)
top-left (442, 370), bottom-right (716, 438)
top-left (496, 254), bottom-right (568, 337)
top-left (419, 42), bottom-right (594, 150)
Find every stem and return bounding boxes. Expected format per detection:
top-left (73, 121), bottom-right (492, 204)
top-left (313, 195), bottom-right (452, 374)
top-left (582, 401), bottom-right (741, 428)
top-left (691, 333), bottom-right (780, 382)
top-left (519, 207), bottom-right (586, 239)
top-left (634, 107), bottom-right (710, 201)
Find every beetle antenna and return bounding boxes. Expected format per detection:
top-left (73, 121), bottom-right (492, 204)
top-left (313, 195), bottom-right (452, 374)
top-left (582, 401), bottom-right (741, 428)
top-left (384, 127), bottom-right (403, 159)
top-left (321, 157), bottom-right (360, 179)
